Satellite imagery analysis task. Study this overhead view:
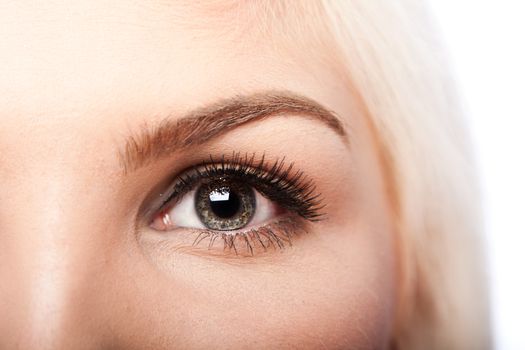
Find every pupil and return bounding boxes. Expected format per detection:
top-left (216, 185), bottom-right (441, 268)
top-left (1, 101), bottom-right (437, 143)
top-left (209, 187), bottom-right (241, 219)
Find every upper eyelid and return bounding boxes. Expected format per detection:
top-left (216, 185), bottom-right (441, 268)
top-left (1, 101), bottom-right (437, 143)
top-left (159, 154), bottom-right (286, 204)
top-left (156, 156), bottom-right (272, 211)
top-left (154, 153), bottom-right (325, 222)
top-left (159, 154), bottom-right (264, 201)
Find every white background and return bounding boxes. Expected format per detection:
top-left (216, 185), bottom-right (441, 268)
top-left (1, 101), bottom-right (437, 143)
top-left (428, 1), bottom-right (525, 349)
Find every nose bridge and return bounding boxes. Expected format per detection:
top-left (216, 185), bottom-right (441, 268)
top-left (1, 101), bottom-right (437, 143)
top-left (0, 165), bottom-right (111, 348)
top-left (27, 195), bottom-right (80, 347)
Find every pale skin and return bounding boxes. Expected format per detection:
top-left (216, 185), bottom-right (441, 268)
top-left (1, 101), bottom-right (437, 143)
top-left (0, 2), bottom-right (396, 349)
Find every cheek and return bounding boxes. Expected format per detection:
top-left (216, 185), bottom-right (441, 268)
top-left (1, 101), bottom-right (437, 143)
top-left (217, 227), bottom-right (394, 350)
top-left (121, 213), bottom-right (395, 350)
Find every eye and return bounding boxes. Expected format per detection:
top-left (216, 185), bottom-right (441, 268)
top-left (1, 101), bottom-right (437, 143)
top-left (148, 153), bottom-right (325, 255)
top-left (151, 179), bottom-right (281, 231)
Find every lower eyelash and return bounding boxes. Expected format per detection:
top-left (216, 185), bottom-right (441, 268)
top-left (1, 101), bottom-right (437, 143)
top-left (190, 217), bottom-right (306, 257)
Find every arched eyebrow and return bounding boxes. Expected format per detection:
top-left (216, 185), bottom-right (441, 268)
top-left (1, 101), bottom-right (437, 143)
top-left (119, 90), bottom-right (347, 173)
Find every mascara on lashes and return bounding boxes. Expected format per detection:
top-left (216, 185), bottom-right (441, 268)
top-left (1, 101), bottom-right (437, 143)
top-left (160, 152), bottom-right (325, 222)
top-left (151, 152), bottom-right (325, 255)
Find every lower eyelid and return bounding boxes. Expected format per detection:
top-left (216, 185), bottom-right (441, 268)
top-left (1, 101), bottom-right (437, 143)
top-left (150, 217), bottom-right (308, 258)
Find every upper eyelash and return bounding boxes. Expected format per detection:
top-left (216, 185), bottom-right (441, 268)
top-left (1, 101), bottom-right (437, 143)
top-left (159, 151), bottom-right (325, 222)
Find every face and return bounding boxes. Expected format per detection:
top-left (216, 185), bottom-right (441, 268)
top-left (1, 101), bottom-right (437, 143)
top-left (0, 2), bottom-right (396, 349)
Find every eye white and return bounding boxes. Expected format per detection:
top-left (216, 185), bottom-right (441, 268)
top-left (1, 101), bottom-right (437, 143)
top-left (166, 189), bottom-right (204, 229)
top-left (158, 188), bottom-right (279, 231)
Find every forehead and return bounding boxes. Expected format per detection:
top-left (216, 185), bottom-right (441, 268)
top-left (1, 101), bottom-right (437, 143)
top-left (0, 1), bottom-right (332, 115)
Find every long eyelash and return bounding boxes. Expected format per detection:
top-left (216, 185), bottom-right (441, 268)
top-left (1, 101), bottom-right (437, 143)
top-left (161, 151), bottom-right (325, 222)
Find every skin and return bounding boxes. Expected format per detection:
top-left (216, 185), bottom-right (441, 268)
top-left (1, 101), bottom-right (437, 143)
top-left (0, 1), bottom-right (396, 349)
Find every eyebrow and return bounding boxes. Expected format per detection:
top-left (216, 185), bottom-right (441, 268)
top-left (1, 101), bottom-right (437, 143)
top-left (119, 91), bottom-right (347, 173)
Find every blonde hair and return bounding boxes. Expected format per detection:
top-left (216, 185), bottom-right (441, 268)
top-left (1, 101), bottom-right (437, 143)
top-left (244, 0), bottom-right (492, 348)
top-left (322, 1), bottom-right (490, 348)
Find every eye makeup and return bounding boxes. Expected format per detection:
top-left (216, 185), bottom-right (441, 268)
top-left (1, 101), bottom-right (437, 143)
top-left (148, 152), bottom-right (325, 256)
